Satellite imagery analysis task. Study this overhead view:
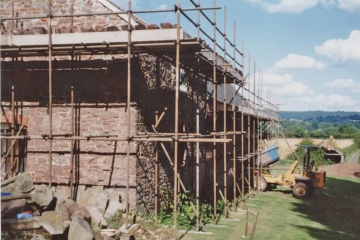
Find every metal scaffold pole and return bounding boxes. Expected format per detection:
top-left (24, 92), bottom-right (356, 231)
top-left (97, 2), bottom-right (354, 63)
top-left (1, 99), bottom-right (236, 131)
top-left (173, 0), bottom-right (181, 237)
top-left (196, 0), bottom-right (201, 232)
top-left (196, 109), bottom-right (200, 231)
top-left (125, 0), bottom-right (132, 228)
top-left (232, 21), bottom-right (237, 210)
top-left (223, 5), bottom-right (228, 219)
top-left (247, 54), bottom-right (251, 201)
top-left (241, 41), bottom-right (245, 207)
top-left (258, 71), bottom-right (264, 191)
top-left (212, 0), bottom-right (218, 224)
top-left (259, 74), bottom-right (263, 188)
top-left (252, 62), bottom-right (256, 195)
top-left (155, 111), bottom-right (159, 223)
top-left (9, 86), bottom-right (15, 178)
top-left (48, 0), bottom-right (53, 188)
top-left (70, 86), bottom-right (75, 199)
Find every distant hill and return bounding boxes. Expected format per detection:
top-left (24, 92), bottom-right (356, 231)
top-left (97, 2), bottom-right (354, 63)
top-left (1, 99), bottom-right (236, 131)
top-left (280, 111), bottom-right (360, 123)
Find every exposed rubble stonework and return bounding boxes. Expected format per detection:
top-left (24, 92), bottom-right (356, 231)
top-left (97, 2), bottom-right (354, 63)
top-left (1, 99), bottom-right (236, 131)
top-left (0, 0), bottom-right (150, 209)
top-left (1, 54), bottom-right (209, 211)
top-left (1, 49), bottom-right (207, 212)
top-left (0, 0), bottom-right (222, 213)
top-left (0, 0), bottom-right (128, 31)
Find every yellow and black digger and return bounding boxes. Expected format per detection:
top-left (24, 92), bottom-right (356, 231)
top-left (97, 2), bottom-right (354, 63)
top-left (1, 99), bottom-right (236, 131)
top-left (256, 145), bottom-right (326, 198)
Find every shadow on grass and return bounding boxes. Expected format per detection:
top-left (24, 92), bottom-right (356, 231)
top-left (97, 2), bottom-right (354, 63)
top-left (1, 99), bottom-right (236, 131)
top-left (179, 226), bottom-right (193, 239)
top-left (292, 176), bottom-right (360, 240)
top-left (272, 188), bottom-right (293, 195)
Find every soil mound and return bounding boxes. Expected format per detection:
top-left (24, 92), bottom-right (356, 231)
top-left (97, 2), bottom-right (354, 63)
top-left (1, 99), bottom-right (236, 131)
top-left (320, 162), bottom-right (360, 178)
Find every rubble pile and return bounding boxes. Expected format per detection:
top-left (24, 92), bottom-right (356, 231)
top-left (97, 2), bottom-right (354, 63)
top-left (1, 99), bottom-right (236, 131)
top-left (1, 173), bottom-right (160, 240)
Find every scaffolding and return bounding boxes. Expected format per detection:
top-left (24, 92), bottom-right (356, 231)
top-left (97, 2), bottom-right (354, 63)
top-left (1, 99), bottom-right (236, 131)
top-left (0, 0), bottom-right (279, 237)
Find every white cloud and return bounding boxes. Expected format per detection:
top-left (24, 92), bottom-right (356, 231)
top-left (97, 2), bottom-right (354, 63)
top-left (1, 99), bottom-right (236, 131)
top-left (321, 0), bottom-right (336, 8)
top-left (157, 4), bottom-right (167, 10)
top-left (258, 72), bottom-right (294, 85)
top-left (313, 94), bottom-right (359, 108)
top-left (245, 0), bottom-right (320, 13)
top-left (338, 0), bottom-right (360, 13)
top-left (274, 54), bottom-right (326, 70)
top-left (274, 82), bottom-right (314, 97)
top-left (258, 73), bottom-right (360, 111)
top-left (280, 94), bottom-right (360, 111)
top-left (315, 30), bottom-right (360, 62)
top-left (245, 0), bottom-right (360, 13)
top-left (326, 79), bottom-right (360, 92)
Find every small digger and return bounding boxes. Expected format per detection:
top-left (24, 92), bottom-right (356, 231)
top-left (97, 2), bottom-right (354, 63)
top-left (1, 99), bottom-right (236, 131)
top-left (256, 145), bottom-right (326, 198)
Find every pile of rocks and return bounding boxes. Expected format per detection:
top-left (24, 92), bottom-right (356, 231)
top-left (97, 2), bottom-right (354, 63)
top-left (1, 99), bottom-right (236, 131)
top-left (1, 173), bottom-right (146, 240)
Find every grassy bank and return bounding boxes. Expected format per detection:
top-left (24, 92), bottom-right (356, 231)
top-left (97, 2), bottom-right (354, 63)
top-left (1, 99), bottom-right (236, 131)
top-left (181, 175), bottom-right (360, 240)
top-left (342, 143), bottom-right (360, 163)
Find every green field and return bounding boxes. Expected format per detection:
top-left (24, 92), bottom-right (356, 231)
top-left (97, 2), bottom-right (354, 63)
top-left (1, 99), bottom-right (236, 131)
top-left (181, 176), bottom-right (360, 240)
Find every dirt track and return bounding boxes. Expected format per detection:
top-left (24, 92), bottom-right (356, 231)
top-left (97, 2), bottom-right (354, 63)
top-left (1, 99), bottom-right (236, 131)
top-left (319, 162), bottom-right (360, 178)
top-left (348, 151), bottom-right (360, 163)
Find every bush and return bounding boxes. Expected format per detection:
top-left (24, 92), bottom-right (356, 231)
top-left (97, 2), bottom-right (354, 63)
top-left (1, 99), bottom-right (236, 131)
top-left (295, 138), bottom-right (332, 166)
top-left (354, 132), bottom-right (360, 148)
top-left (158, 191), bottom-right (213, 229)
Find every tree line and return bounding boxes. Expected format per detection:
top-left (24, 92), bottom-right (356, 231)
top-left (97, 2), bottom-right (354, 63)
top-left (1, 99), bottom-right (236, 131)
top-left (280, 111), bottom-right (360, 122)
top-left (281, 120), bottom-right (360, 140)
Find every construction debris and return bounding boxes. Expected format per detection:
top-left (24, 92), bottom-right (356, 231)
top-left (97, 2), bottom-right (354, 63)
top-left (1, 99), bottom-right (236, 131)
top-left (1, 199), bottom-right (27, 218)
top-left (1, 174), bottom-right (161, 239)
top-left (78, 187), bottom-right (109, 215)
top-left (104, 201), bottom-right (125, 219)
top-left (37, 211), bottom-right (63, 235)
top-left (68, 216), bottom-right (94, 240)
top-left (1, 173), bottom-right (34, 195)
top-left (87, 206), bottom-right (108, 227)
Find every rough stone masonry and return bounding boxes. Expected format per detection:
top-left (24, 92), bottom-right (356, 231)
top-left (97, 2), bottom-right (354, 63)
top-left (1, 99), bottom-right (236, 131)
top-left (0, 0), bottom-right (209, 212)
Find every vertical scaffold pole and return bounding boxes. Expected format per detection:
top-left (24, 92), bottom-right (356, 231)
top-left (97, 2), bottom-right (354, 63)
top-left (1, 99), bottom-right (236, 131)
top-left (125, 0), bottom-right (132, 228)
top-left (196, 109), bottom-right (200, 231)
top-left (232, 21), bottom-right (237, 210)
top-left (196, 1), bottom-right (201, 231)
top-left (252, 62), bottom-right (256, 195)
top-left (197, 0), bottom-right (200, 40)
top-left (70, 0), bottom-right (74, 27)
top-left (11, 86), bottom-right (15, 178)
top-left (11, 0), bottom-right (14, 28)
top-left (259, 74), bottom-right (263, 187)
top-left (155, 111), bottom-right (159, 223)
top-left (48, 0), bottom-right (53, 188)
top-left (70, 86), bottom-right (75, 199)
top-left (173, 0), bottom-right (181, 238)
top-left (256, 69), bottom-right (260, 193)
top-left (241, 41), bottom-right (245, 207)
top-left (212, 0), bottom-right (218, 224)
top-left (223, 5), bottom-right (227, 219)
top-left (247, 54), bottom-right (251, 200)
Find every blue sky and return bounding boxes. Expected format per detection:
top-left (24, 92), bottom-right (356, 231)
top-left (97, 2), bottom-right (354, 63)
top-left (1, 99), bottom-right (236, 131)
top-left (112, 0), bottom-right (360, 112)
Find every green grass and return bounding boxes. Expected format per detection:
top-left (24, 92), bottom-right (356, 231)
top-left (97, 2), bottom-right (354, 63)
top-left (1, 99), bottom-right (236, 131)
top-left (181, 176), bottom-right (360, 240)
